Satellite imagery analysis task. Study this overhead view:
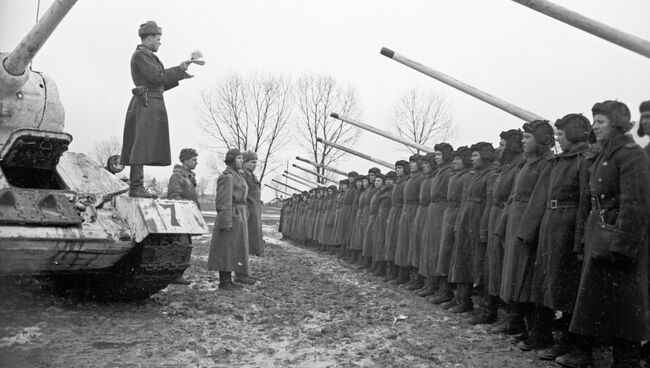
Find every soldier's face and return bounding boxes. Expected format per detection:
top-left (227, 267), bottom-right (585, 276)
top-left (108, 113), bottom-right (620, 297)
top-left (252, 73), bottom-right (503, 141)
top-left (328, 189), bottom-right (334, 196)
top-left (341, 184), bottom-right (348, 191)
top-left (234, 155), bottom-right (244, 169)
top-left (395, 166), bottom-right (404, 176)
top-left (423, 162), bottom-right (432, 173)
top-left (556, 129), bottom-right (572, 152)
top-left (374, 177), bottom-right (383, 188)
top-left (145, 34), bottom-right (161, 52)
top-left (434, 151), bottom-right (444, 165)
top-left (386, 178), bottom-right (395, 186)
top-left (356, 180), bottom-right (363, 189)
top-left (640, 113), bottom-right (650, 135)
top-left (522, 132), bottom-right (537, 153)
top-left (184, 156), bottom-right (198, 170)
top-left (368, 174), bottom-right (376, 184)
top-left (409, 161), bottom-right (418, 172)
top-left (592, 114), bottom-right (614, 142)
top-left (471, 152), bottom-right (482, 168)
top-left (245, 159), bottom-right (258, 171)
top-left (362, 179), bottom-right (370, 188)
top-left (452, 156), bottom-right (463, 170)
top-left (497, 139), bottom-right (506, 158)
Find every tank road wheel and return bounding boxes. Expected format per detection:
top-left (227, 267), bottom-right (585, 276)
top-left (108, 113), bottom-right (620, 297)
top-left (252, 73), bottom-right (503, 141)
top-left (50, 234), bottom-right (192, 301)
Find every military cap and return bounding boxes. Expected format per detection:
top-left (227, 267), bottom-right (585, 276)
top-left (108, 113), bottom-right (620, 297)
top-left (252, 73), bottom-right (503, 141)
top-left (347, 171), bottom-right (359, 178)
top-left (409, 154), bottom-right (423, 162)
top-left (328, 185), bottom-right (338, 193)
top-left (394, 160), bottom-right (410, 175)
top-left (592, 100), bottom-right (631, 132)
top-left (434, 143), bottom-right (454, 163)
top-left (179, 148), bottom-right (198, 162)
top-left (522, 120), bottom-right (555, 147)
top-left (500, 129), bottom-right (524, 154)
top-left (339, 179), bottom-right (349, 185)
top-left (374, 173), bottom-right (385, 181)
top-left (423, 152), bottom-right (437, 167)
top-left (637, 100), bottom-right (650, 137)
top-left (368, 167), bottom-right (382, 175)
top-left (242, 151), bottom-right (258, 162)
top-left (555, 113), bottom-right (591, 143)
top-left (224, 148), bottom-right (241, 164)
top-left (138, 21), bottom-right (162, 37)
top-left (385, 171), bottom-right (397, 179)
top-left (470, 142), bottom-right (496, 163)
top-left (452, 146), bottom-right (472, 167)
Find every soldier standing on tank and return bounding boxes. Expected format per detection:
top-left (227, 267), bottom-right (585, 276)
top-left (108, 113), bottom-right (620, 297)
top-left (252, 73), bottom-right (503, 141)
top-left (638, 100), bottom-right (650, 158)
top-left (242, 151), bottom-right (264, 257)
top-left (166, 148), bottom-right (199, 285)
top-left (121, 21), bottom-right (193, 198)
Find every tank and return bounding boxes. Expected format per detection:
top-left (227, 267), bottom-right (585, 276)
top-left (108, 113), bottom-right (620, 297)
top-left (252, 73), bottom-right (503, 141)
top-left (0, 0), bottom-right (208, 300)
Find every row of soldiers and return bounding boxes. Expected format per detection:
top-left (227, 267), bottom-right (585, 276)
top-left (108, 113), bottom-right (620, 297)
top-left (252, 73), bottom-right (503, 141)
top-left (278, 99), bottom-right (650, 368)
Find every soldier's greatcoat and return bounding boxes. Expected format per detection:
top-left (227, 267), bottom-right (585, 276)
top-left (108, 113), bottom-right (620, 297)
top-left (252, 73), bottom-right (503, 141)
top-left (243, 169), bottom-right (263, 255)
top-left (449, 164), bottom-right (496, 284)
top-left (435, 168), bottom-right (472, 276)
top-left (121, 45), bottom-right (189, 166)
top-left (384, 177), bottom-right (407, 262)
top-left (207, 166), bottom-right (249, 274)
top-left (408, 172), bottom-right (434, 268)
top-left (321, 194), bottom-right (339, 246)
top-left (485, 154), bottom-right (524, 296)
top-left (419, 164), bottom-right (453, 277)
top-left (499, 150), bottom-right (554, 303)
top-left (372, 185), bottom-right (393, 261)
top-left (350, 188), bottom-right (367, 251)
top-left (570, 134), bottom-right (650, 341)
top-left (530, 143), bottom-right (590, 313)
top-left (395, 172), bottom-right (425, 267)
top-left (362, 187), bottom-right (380, 257)
top-left (336, 187), bottom-right (357, 247)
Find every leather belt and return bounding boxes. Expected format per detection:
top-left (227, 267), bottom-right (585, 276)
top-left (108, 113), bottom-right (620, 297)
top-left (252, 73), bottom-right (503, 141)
top-left (513, 194), bottom-right (530, 202)
top-left (547, 200), bottom-right (578, 209)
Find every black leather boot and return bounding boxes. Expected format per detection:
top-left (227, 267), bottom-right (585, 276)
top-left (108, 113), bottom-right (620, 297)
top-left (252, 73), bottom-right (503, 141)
top-left (430, 278), bottom-right (454, 304)
top-left (448, 283), bottom-right (473, 313)
top-left (389, 267), bottom-right (409, 285)
top-left (219, 271), bottom-right (240, 291)
top-left (612, 339), bottom-right (641, 368)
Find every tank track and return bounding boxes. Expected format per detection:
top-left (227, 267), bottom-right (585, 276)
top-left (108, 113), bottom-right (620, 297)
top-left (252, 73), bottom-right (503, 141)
top-left (50, 234), bottom-right (192, 301)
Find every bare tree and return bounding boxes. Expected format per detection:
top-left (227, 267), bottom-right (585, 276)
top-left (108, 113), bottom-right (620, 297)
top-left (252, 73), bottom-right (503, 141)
top-left (392, 89), bottom-right (455, 154)
top-left (90, 136), bottom-right (121, 166)
top-left (196, 177), bottom-right (208, 200)
top-left (197, 73), bottom-right (293, 182)
top-left (295, 74), bottom-right (361, 184)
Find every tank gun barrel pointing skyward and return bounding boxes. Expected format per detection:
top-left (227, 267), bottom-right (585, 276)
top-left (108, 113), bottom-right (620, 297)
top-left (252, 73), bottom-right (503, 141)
top-left (291, 164), bottom-right (339, 184)
top-left (379, 47), bottom-right (547, 123)
top-left (511, 0), bottom-right (650, 59)
top-left (3, 0), bottom-right (78, 77)
top-left (329, 113), bottom-right (435, 153)
top-left (316, 137), bottom-right (393, 170)
top-left (271, 179), bottom-right (302, 193)
top-left (283, 171), bottom-right (321, 187)
top-left (295, 156), bottom-right (347, 177)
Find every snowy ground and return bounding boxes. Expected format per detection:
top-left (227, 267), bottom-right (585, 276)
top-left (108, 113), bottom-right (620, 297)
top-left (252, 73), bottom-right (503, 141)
top-left (0, 207), bottom-right (588, 367)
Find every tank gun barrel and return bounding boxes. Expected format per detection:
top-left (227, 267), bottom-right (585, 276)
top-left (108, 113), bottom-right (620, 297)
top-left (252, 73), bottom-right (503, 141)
top-left (271, 179), bottom-right (302, 193)
top-left (511, 0), bottom-right (650, 59)
top-left (379, 47), bottom-right (547, 123)
top-left (283, 171), bottom-right (320, 187)
top-left (282, 173), bottom-right (317, 188)
top-left (330, 113), bottom-right (435, 153)
top-left (295, 156), bottom-right (347, 177)
top-left (3, 0), bottom-right (79, 77)
top-left (291, 164), bottom-right (338, 184)
top-left (264, 184), bottom-right (290, 196)
top-left (316, 137), bottom-right (393, 170)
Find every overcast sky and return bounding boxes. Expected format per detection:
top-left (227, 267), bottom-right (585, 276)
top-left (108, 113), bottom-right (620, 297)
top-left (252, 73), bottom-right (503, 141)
top-left (2, 0), bottom-right (649, 200)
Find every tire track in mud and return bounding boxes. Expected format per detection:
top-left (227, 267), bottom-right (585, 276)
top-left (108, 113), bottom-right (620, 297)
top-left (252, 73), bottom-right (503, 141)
top-left (0, 207), bottom-right (556, 368)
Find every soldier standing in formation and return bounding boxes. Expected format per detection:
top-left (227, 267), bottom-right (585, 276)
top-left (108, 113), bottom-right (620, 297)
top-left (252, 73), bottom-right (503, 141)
top-left (242, 151), bottom-right (264, 256)
top-left (121, 21), bottom-right (193, 198)
top-left (278, 98), bottom-right (650, 367)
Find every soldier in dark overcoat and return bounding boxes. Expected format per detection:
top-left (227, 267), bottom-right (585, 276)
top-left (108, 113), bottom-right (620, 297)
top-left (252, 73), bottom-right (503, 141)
top-left (407, 153), bottom-right (435, 292)
top-left (372, 172), bottom-right (395, 276)
top-left (565, 101), bottom-right (650, 368)
top-left (242, 151), bottom-right (263, 256)
top-left (333, 179), bottom-right (349, 247)
top-left (498, 120), bottom-right (555, 351)
top-left (363, 173), bottom-right (384, 269)
top-left (207, 149), bottom-right (251, 290)
top-left (432, 147), bottom-right (473, 306)
top-left (384, 161), bottom-right (410, 282)
top-left (448, 142), bottom-right (497, 314)
top-left (527, 114), bottom-right (592, 361)
top-left (360, 169), bottom-right (381, 268)
top-left (484, 130), bottom-right (525, 330)
top-left (337, 172), bottom-right (358, 258)
top-left (394, 155), bottom-right (425, 286)
top-left (349, 177), bottom-right (368, 262)
top-left (418, 143), bottom-right (454, 297)
top-left (121, 21), bottom-right (192, 197)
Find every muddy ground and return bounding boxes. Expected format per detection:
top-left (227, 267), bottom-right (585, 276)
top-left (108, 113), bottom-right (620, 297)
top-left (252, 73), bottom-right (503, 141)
top-left (0, 207), bottom-right (612, 367)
